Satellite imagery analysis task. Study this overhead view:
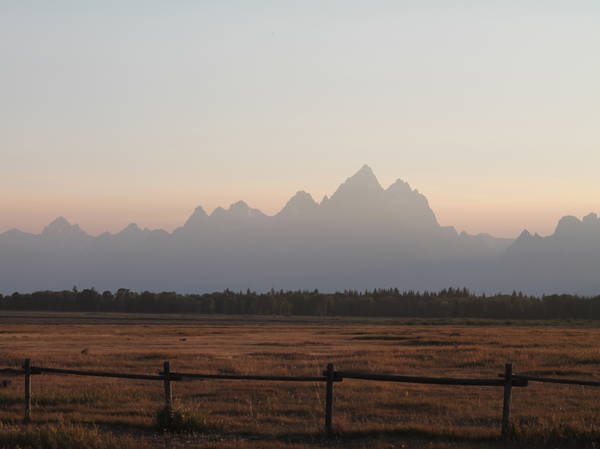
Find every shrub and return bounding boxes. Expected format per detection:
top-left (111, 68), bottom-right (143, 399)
top-left (155, 405), bottom-right (213, 434)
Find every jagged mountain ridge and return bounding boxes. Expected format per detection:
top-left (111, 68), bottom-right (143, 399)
top-left (5, 165), bottom-right (484, 240)
top-left (172, 165), bottom-right (441, 233)
top-left (1, 165), bottom-right (598, 295)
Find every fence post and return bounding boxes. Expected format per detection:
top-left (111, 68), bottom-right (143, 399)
top-left (23, 358), bottom-right (31, 424)
top-left (324, 363), bottom-right (334, 435)
top-left (163, 361), bottom-right (172, 410)
top-left (501, 363), bottom-right (513, 439)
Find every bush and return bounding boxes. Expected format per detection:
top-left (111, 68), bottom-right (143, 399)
top-left (155, 405), bottom-right (213, 433)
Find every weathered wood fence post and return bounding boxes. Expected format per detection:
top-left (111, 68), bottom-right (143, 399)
top-left (163, 361), bottom-right (172, 410)
top-left (23, 358), bottom-right (31, 424)
top-left (501, 363), bottom-right (513, 438)
top-left (324, 363), bottom-right (335, 435)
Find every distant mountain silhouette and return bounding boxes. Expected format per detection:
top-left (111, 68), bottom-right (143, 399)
top-left (276, 191), bottom-right (318, 219)
top-left (0, 166), bottom-right (597, 295)
top-left (42, 217), bottom-right (89, 238)
top-left (318, 165), bottom-right (439, 232)
top-left (498, 213), bottom-right (600, 294)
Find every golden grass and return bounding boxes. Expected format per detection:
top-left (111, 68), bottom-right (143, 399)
top-left (0, 421), bottom-right (146, 449)
top-left (1, 312), bottom-right (600, 448)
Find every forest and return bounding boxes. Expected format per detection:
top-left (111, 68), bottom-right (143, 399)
top-left (1, 287), bottom-right (599, 319)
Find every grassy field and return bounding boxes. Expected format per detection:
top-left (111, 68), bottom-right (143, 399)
top-left (2, 312), bottom-right (600, 448)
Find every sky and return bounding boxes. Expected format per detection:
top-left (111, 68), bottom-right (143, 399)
top-left (1, 1), bottom-right (599, 238)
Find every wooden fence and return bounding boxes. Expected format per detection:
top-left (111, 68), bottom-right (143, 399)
top-left (2, 359), bottom-right (598, 438)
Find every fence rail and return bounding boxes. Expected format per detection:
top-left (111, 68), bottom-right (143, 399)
top-left (2, 359), bottom-right (599, 438)
top-left (161, 371), bottom-right (338, 382)
top-left (337, 371), bottom-right (527, 387)
top-left (29, 366), bottom-right (178, 381)
top-left (0, 368), bottom-right (25, 376)
top-left (512, 374), bottom-right (600, 387)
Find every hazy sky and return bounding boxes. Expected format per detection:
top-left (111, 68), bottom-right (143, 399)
top-left (1, 1), bottom-right (599, 238)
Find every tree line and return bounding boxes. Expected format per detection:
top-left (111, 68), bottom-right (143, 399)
top-left (1, 287), bottom-right (600, 319)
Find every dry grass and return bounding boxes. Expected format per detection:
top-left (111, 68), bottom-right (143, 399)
top-left (1, 312), bottom-right (600, 448)
top-left (0, 421), bottom-right (146, 449)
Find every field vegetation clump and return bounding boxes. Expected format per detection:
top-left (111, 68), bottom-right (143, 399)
top-left (155, 405), bottom-right (219, 434)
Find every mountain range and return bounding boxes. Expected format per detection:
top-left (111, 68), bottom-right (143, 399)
top-left (1, 165), bottom-right (598, 295)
